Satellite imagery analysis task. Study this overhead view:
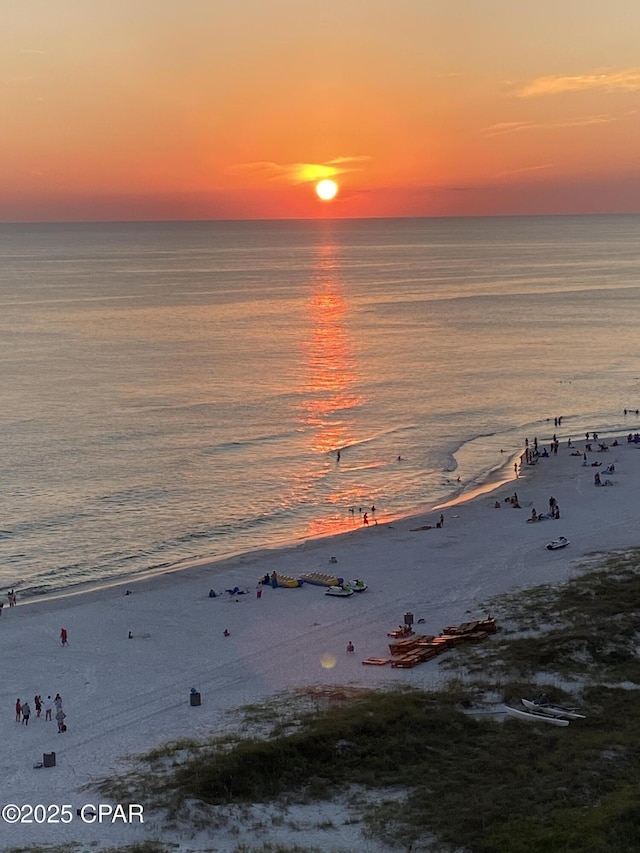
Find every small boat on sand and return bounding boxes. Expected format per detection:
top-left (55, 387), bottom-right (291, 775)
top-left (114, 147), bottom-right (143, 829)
top-left (521, 698), bottom-right (585, 720)
top-left (504, 705), bottom-right (570, 726)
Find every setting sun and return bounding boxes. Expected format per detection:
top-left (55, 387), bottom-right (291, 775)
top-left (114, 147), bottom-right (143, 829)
top-left (316, 179), bottom-right (339, 201)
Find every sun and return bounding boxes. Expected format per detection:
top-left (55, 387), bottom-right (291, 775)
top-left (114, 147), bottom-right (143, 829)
top-left (316, 179), bottom-right (338, 201)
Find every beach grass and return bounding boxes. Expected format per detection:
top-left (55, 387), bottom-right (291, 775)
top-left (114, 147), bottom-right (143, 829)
top-left (451, 546), bottom-right (640, 682)
top-left (2, 845), bottom-right (168, 853)
top-left (91, 550), bottom-right (640, 853)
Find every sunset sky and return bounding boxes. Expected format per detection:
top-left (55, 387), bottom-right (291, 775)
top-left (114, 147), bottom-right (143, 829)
top-left (2, 0), bottom-right (639, 221)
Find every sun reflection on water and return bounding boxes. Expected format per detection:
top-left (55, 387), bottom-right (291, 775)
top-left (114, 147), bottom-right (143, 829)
top-left (297, 242), bottom-right (370, 538)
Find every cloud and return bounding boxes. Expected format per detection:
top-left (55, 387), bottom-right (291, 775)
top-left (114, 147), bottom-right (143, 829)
top-left (232, 156), bottom-right (372, 184)
top-left (518, 68), bottom-right (640, 97)
top-left (493, 163), bottom-right (554, 179)
top-left (481, 121), bottom-right (536, 137)
top-left (481, 114), bottom-right (618, 137)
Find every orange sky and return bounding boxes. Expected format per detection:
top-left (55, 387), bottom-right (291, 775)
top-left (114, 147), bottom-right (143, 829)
top-left (2, 0), bottom-right (639, 221)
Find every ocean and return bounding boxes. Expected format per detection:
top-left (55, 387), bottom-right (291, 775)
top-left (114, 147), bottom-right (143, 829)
top-left (1, 215), bottom-right (639, 597)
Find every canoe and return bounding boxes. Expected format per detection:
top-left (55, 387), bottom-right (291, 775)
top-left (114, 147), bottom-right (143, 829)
top-left (504, 705), bottom-right (570, 726)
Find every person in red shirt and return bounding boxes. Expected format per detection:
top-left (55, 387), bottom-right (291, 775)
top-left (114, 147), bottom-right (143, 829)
top-left (60, 628), bottom-right (68, 646)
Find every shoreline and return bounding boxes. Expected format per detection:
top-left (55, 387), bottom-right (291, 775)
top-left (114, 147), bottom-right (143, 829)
top-left (2, 428), bottom-right (613, 611)
top-left (6, 417), bottom-right (635, 605)
top-left (8, 443), bottom-right (526, 612)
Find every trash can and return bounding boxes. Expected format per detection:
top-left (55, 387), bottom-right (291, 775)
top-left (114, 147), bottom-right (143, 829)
top-left (43, 752), bottom-right (56, 767)
top-left (190, 691), bottom-right (201, 707)
top-left (403, 611), bottom-right (414, 629)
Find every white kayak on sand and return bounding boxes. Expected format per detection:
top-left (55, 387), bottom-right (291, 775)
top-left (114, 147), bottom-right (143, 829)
top-left (547, 536), bottom-right (570, 550)
top-left (521, 699), bottom-right (586, 720)
top-left (504, 705), bottom-right (570, 726)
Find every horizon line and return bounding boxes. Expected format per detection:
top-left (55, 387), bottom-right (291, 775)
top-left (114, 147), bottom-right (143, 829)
top-left (2, 210), bottom-right (639, 227)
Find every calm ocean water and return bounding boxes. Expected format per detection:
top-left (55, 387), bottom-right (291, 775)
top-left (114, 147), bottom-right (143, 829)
top-left (1, 215), bottom-right (639, 597)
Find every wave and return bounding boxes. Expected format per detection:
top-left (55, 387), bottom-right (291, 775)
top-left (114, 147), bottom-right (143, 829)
top-left (329, 424), bottom-right (420, 454)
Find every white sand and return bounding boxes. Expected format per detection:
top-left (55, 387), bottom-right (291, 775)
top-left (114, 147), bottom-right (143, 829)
top-left (2, 434), bottom-right (638, 851)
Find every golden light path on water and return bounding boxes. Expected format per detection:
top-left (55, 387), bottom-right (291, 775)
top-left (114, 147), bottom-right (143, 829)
top-left (297, 241), bottom-right (368, 539)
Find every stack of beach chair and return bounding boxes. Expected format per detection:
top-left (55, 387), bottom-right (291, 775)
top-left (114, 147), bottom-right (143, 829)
top-left (361, 616), bottom-right (496, 668)
top-left (441, 617), bottom-right (496, 643)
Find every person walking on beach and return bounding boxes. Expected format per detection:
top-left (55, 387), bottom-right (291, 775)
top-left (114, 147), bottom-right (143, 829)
top-left (44, 695), bottom-right (53, 721)
top-left (363, 512), bottom-right (369, 526)
top-left (15, 699), bottom-right (21, 722)
top-left (60, 628), bottom-right (68, 646)
top-left (21, 701), bottom-right (31, 725)
top-left (346, 641), bottom-right (355, 654)
top-left (34, 695), bottom-right (42, 718)
top-left (54, 693), bottom-right (63, 713)
top-left (56, 708), bottom-right (66, 733)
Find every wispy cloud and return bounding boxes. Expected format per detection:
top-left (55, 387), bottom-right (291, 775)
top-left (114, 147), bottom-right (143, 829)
top-left (481, 114), bottom-right (618, 137)
top-left (493, 163), bottom-right (553, 179)
top-left (481, 121), bottom-right (535, 137)
top-left (518, 68), bottom-right (640, 97)
top-left (232, 156), bottom-right (372, 184)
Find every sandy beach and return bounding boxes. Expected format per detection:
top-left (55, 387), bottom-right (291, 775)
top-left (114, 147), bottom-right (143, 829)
top-left (2, 430), bottom-right (639, 851)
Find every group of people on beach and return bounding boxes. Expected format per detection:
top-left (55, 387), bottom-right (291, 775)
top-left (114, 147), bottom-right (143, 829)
top-left (522, 435), bottom-right (565, 466)
top-left (527, 496), bottom-right (561, 522)
top-left (518, 424), bottom-right (630, 516)
top-left (0, 589), bottom-right (17, 615)
top-left (348, 505), bottom-right (377, 526)
top-left (15, 693), bottom-right (66, 731)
